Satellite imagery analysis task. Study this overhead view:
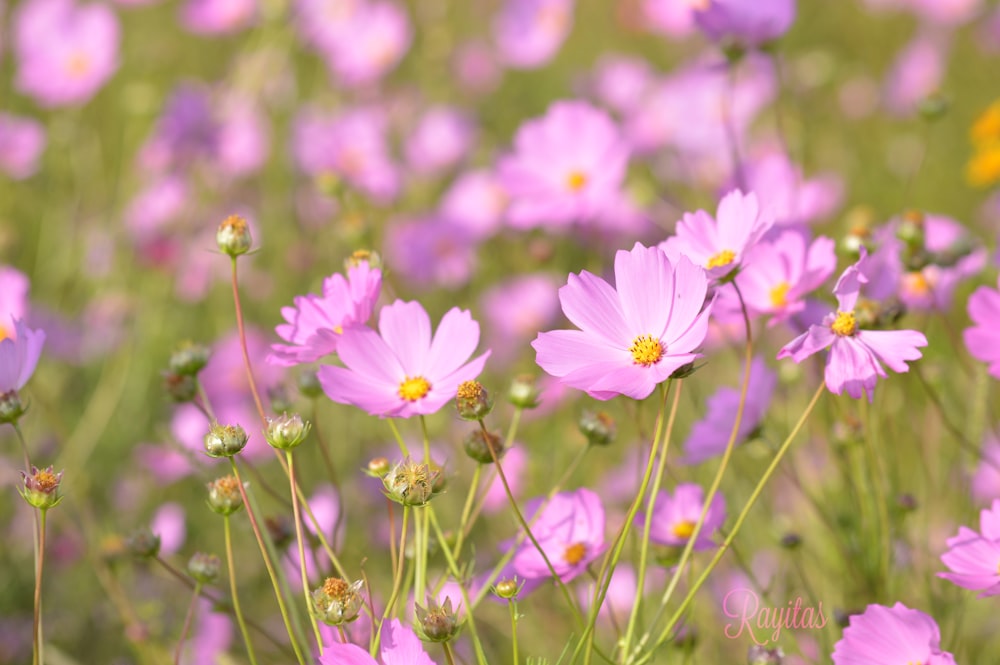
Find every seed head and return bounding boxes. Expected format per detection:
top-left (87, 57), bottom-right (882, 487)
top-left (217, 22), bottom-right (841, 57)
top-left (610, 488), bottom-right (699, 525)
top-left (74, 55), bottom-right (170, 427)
top-left (382, 457), bottom-right (442, 506)
top-left (187, 552), bottom-right (221, 584)
top-left (455, 381), bottom-right (493, 420)
top-left (462, 428), bottom-right (504, 465)
top-left (206, 475), bottom-right (244, 516)
top-left (311, 577), bottom-right (364, 625)
top-left (204, 423), bottom-right (249, 458)
top-left (216, 214), bottom-right (252, 257)
top-left (416, 596), bottom-right (461, 643)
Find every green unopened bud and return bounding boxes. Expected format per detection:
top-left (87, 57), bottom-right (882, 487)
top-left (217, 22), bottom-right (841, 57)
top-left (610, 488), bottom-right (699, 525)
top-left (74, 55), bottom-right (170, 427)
top-left (298, 370), bottom-right (323, 398)
top-left (127, 527), bottom-right (161, 559)
top-left (493, 578), bottom-right (522, 600)
top-left (670, 361), bottom-right (698, 379)
top-left (187, 552), bottom-right (221, 584)
top-left (416, 597), bottom-right (461, 643)
top-left (455, 381), bottom-right (493, 420)
top-left (0, 390), bottom-right (26, 424)
top-left (382, 457), bottom-right (441, 506)
top-left (216, 214), bottom-right (252, 257)
top-left (163, 371), bottom-right (198, 403)
top-left (344, 249), bottom-right (382, 270)
top-left (19, 466), bottom-right (63, 510)
top-left (169, 341), bottom-right (211, 376)
top-left (264, 413), bottom-right (311, 451)
top-left (365, 456), bottom-right (391, 477)
top-left (748, 645), bottom-right (785, 665)
top-left (206, 475), bottom-right (244, 516)
top-left (204, 423), bottom-right (249, 458)
top-left (312, 578), bottom-right (364, 625)
top-left (918, 93), bottom-right (949, 122)
top-left (579, 410), bottom-right (616, 446)
top-left (463, 428), bottom-right (504, 464)
top-left (508, 375), bottom-right (541, 409)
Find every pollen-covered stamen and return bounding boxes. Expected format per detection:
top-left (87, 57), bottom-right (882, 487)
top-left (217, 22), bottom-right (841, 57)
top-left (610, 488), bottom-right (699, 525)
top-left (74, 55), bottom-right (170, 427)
top-left (769, 282), bottom-right (791, 308)
top-left (566, 170), bottom-right (588, 192)
top-left (629, 334), bottom-right (663, 366)
top-left (706, 249), bottom-right (736, 270)
top-left (672, 520), bottom-right (696, 540)
top-left (831, 311), bottom-right (858, 337)
top-left (398, 376), bottom-right (431, 401)
top-left (563, 542), bottom-right (587, 565)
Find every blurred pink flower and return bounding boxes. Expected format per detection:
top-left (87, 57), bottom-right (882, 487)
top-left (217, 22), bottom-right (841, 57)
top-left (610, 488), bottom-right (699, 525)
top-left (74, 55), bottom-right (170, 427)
top-left (150, 502), bottom-right (186, 556)
top-left (179, 599), bottom-right (233, 665)
top-left (318, 300), bottom-right (490, 418)
top-left (938, 499), bottom-right (1000, 597)
top-left (214, 96), bottom-right (270, 178)
top-left (638, 483), bottom-right (726, 550)
top-left (0, 319), bottom-right (46, 392)
top-left (0, 114), bottom-right (45, 179)
top-left (533, 243), bottom-right (712, 400)
top-left (884, 32), bottom-right (948, 116)
top-left (404, 106), bottom-right (476, 176)
top-left (971, 436), bottom-right (1000, 504)
top-left (482, 444), bottom-right (527, 513)
top-left (586, 54), bottom-right (654, 116)
top-left (498, 100), bottom-right (629, 230)
top-left (321, 1), bottom-right (411, 87)
top-left (964, 276), bottom-right (1000, 378)
top-left (493, 0), bottom-right (575, 69)
top-left (482, 274), bottom-right (561, 363)
top-left (641, 0), bottom-right (699, 37)
top-left (268, 261), bottom-right (382, 367)
top-left (452, 40), bottom-right (503, 95)
top-left (321, 620), bottom-right (434, 665)
top-left (439, 169), bottom-right (508, 240)
top-left (832, 603), bottom-right (956, 664)
top-left (0, 266), bottom-right (31, 333)
top-left (740, 151), bottom-right (843, 227)
top-left (576, 564), bottom-right (666, 624)
top-left (180, 0), bottom-right (256, 34)
top-left (124, 176), bottom-right (190, 242)
top-left (383, 217), bottom-right (477, 290)
top-left (778, 249), bottom-right (928, 401)
top-left (13, 0), bottom-right (120, 107)
top-left (512, 488), bottom-right (605, 583)
top-left (693, 0), bottom-right (796, 49)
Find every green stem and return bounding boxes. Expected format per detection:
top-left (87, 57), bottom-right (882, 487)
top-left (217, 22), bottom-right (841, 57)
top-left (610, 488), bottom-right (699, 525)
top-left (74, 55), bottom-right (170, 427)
top-left (174, 582), bottom-right (202, 665)
top-left (375, 506), bottom-right (410, 655)
top-left (11, 421), bottom-right (32, 472)
top-left (450, 463), bottom-right (482, 560)
top-left (386, 418), bottom-right (411, 457)
top-left (509, 598), bottom-right (519, 665)
top-left (224, 515), bottom-right (260, 665)
top-left (443, 642), bottom-right (458, 665)
top-left (230, 258), bottom-right (268, 424)
top-left (287, 451), bottom-right (324, 653)
top-left (32, 509), bottom-right (46, 665)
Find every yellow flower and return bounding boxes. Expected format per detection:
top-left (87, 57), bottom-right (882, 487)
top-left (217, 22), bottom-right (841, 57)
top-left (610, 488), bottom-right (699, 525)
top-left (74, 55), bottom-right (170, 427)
top-left (971, 100), bottom-right (1000, 147)
top-left (966, 144), bottom-right (1000, 188)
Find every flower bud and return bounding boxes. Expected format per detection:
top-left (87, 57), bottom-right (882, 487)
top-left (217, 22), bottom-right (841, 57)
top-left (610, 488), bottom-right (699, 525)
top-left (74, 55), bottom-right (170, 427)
top-left (416, 597), bottom-right (460, 643)
top-left (19, 466), bottom-right (63, 510)
top-left (382, 457), bottom-right (442, 506)
top-left (0, 390), bottom-right (26, 424)
top-left (748, 645), bottom-right (785, 665)
top-left (344, 249), bottom-right (382, 270)
top-left (204, 423), bottom-right (249, 458)
top-left (508, 375), bottom-right (540, 409)
top-left (462, 428), bottom-right (504, 465)
top-left (298, 370), bottom-right (323, 398)
top-left (187, 552), bottom-right (221, 584)
top-left (127, 527), bottom-right (161, 559)
top-left (918, 93), bottom-right (949, 122)
top-left (780, 533), bottom-right (802, 549)
top-left (365, 456), bottom-right (391, 477)
top-left (264, 413), bottom-right (311, 451)
top-left (216, 214), bottom-right (252, 257)
top-left (579, 410), bottom-right (616, 446)
top-left (206, 475), bottom-right (244, 516)
top-left (169, 341), bottom-right (211, 376)
top-left (455, 381), bottom-right (493, 421)
top-left (670, 361), bottom-right (698, 379)
top-left (493, 578), bottom-right (522, 600)
top-left (163, 371), bottom-right (198, 403)
top-left (311, 578), bottom-right (364, 625)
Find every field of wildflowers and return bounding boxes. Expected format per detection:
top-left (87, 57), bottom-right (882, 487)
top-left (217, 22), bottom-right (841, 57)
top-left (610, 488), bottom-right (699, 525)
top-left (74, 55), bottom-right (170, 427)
top-left (4, 0), bottom-right (1000, 662)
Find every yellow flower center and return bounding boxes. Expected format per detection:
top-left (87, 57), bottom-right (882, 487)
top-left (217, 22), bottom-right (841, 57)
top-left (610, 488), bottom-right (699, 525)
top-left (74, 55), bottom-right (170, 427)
top-left (566, 171), bottom-right (588, 192)
top-left (34, 470), bottom-right (59, 492)
top-left (398, 376), bottom-right (431, 402)
top-left (706, 249), bottom-right (735, 270)
top-left (769, 282), bottom-right (791, 308)
top-left (831, 311), bottom-right (857, 337)
top-left (904, 271), bottom-right (931, 296)
top-left (629, 334), bottom-right (663, 366)
top-left (333, 325), bottom-right (343, 334)
top-left (672, 520), bottom-right (696, 540)
top-left (563, 542), bottom-right (587, 565)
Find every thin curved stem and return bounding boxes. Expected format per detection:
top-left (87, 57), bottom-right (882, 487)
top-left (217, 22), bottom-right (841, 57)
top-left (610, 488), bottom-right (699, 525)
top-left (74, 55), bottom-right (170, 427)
top-left (224, 515), bottom-right (259, 665)
top-left (32, 509), bottom-right (47, 665)
top-left (230, 258), bottom-right (268, 425)
top-left (287, 451), bottom-right (324, 654)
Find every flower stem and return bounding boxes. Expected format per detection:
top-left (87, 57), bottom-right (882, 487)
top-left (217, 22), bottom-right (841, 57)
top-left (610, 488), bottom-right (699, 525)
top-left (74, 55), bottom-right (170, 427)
top-left (287, 451), bottom-right (324, 654)
top-left (375, 506), bottom-right (410, 656)
top-left (224, 515), bottom-right (259, 665)
top-left (443, 642), bottom-right (458, 665)
top-left (230, 257), bottom-right (268, 424)
top-left (11, 422), bottom-right (32, 472)
top-left (32, 508), bottom-right (47, 665)
top-left (450, 463), bottom-right (482, 560)
top-left (509, 598), bottom-right (519, 665)
top-left (174, 582), bottom-right (202, 665)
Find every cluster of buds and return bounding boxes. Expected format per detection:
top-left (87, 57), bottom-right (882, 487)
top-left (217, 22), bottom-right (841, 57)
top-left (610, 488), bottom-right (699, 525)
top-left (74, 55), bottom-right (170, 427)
top-left (204, 423), bottom-right (249, 458)
top-left (0, 390), bottom-right (26, 424)
top-left (462, 428), bottom-right (504, 465)
top-left (455, 381), bottom-right (493, 421)
top-left (19, 465), bottom-right (63, 510)
top-left (264, 413), bottom-right (311, 451)
top-left (206, 475), bottom-right (244, 516)
top-left (311, 577), bottom-right (364, 626)
top-left (187, 552), bottom-right (221, 585)
top-left (216, 214), bottom-right (252, 257)
top-left (381, 457), bottom-right (443, 506)
top-left (415, 596), bottom-right (461, 643)
top-left (579, 410), bottom-right (616, 447)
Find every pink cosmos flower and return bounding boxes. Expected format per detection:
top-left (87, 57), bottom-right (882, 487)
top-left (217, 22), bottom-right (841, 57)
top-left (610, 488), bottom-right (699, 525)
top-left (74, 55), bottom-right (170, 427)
top-left (964, 275), bottom-right (1000, 378)
top-left (318, 300), bottom-right (490, 418)
top-left (739, 151), bottom-right (844, 227)
top-left (382, 217), bottom-right (477, 290)
top-left (14, 0), bottom-right (120, 108)
top-left (0, 114), bottom-right (46, 179)
top-left (831, 602), bottom-right (956, 664)
top-left (179, 599), bottom-right (233, 665)
top-left (438, 169), bottom-right (508, 240)
top-left (661, 189), bottom-right (774, 280)
top-left (586, 55), bottom-right (654, 116)
top-left (320, 619), bottom-right (434, 665)
top-left (180, 0), bottom-right (256, 34)
top-left (777, 249), bottom-right (928, 401)
top-left (693, 0), bottom-right (796, 49)
top-left (735, 230), bottom-right (837, 324)
top-left (268, 261), bottom-right (382, 367)
top-left (404, 106), bottom-right (476, 176)
top-left (452, 40), bottom-right (503, 95)
top-left (938, 499), bottom-right (1000, 597)
top-left (641, 0), bottom-right (699, 37)
top-left (320, 1), bottom-right (411, 88)
top-left (892, 215), bottom-right (987, 312)
top-left (512, 488), bottom-right (605, 583)
top-left (533, 243), bottom-right (712, 401)
top-left (0, 319), bottom-right (46, 393)
top-left (482, 444), bottom-right (527, 513)
top-left (884, 32), bottom-right (947, 116)
top-left (498, 100), bottom-right (629, 231)
top-left (124, 176), bottom-right (190, 243)
top-left (681, 357), bottom-right (776, 465)
top-left (637, 483), bottom-right (726, 550)
top-left (0, 267), bottom-right (31, 337)
top-left (493, 0), bottom-right (574, 69)
top-left (150, 503), bottom-right (186, 556)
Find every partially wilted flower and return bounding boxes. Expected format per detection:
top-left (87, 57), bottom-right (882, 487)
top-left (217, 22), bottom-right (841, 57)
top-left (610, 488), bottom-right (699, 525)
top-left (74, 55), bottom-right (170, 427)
top-left (456, 381), bottom-right (493, 420)
top-left (187, 552), bottom-right (221, 584)
top-left (216, 214), bottom-right (252, 257)
top-left (169, 341), bottom-right (211, 376)
top-left (19, 465), bottom-right (63, 510)
top-left (206, 475), bottom-right (244, 516)
top-left (264, 413), bottom-right (311, 450)
top-left (382, 457), bottom-right (442, 506)
top-left (416, 596), bottom-right (461, 642)
top-left (311, 577), bottom-right (364, 626)
top-left (463, 428), bottom-right (504, 464)
top-left (204, 423), bottom-right (249, 458)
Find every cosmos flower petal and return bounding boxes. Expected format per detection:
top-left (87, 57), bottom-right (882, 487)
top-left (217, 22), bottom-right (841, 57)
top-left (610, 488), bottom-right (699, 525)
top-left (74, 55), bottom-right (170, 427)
top-left (424, 307), bottom-right (482, 380)
top-left (825, 337), bottom-right (883, 401)
top-left (335, 325), bottom-right (405, 384)
top-left (379, 301), bottom-right (433, 375)
top-left (318, 365), bottom-right (404, 417)
top-left (558, 270), bottom-right (631, 345)
top-left (856, 329), bottom-right (927, 373)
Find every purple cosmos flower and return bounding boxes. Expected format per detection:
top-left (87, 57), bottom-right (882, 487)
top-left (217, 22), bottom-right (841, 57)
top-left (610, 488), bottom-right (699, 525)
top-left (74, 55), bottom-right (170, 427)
top-left (404, 106), bottom-right (476, 176)
top-left (681, 357), bottom-right (776, 465)
top-left (638, 483), bottom-right (726, 550)
top-left (320, 619), bottom-right (434, 665)
top-left (964, 275), bottom-right (1000, 378)
top-left (777, 249), bottom-right (928, 401)
top-left (14, 0), bottom-right (120, 108)
top-left (180, 0), bottom-right (256, 34)
top-left (268, 261), bottom-right (382, 367)
top-left (320, 1), bottom-right (411, 88)
top-left (438, 169), bottom-right (508, 240)
top-left (382, 217), bottom-right (477, 290)
top-left (138, 85), bottom-right (217, 174)
top-left (661, 189), bottom-right (774, 280)
top-left (0, 267), bottom-right (31, 337)
top-left (739, 151), bottom-right (843, 227)
top-left (493, 0), bottom-right (574, 69)
top-left (693, 0), bottom-right (796, 49)
top-left (318, 300), bottom-right (490, 418)
top-left (831, 602), bottom-right (956, 665)
top-left (533, 242), bottom-right (712, 401)
top-left (512, 488), bottom-right (605, 583)
top-left (498, 100), bottom-right (629, 231)
top-left (938, 499), bottom-right (1000, 597)
top-left (0, 114), bottom-right (46, 179)
top-left (735, 230), bottom-right (837, 325)
top-left (0, 319), bottom-right (46, 393)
